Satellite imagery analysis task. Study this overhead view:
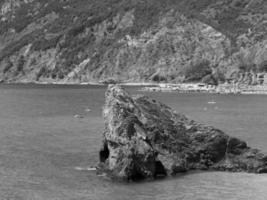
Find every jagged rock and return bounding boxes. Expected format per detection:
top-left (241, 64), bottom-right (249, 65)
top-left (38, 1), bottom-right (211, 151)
top-left (98, 85), bottom-right (267, 181)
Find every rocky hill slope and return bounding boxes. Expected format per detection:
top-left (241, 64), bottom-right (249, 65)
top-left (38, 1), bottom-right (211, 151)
top-left (0, 0), bottom-right (266, 84)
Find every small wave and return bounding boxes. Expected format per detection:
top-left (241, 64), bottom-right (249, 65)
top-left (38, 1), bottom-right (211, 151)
top-left (208, 101), bottom-right (216, 104)
top-left (74, 167), bottom-right (96, 171)
top-left (85, 108), bottom-right (91, 112)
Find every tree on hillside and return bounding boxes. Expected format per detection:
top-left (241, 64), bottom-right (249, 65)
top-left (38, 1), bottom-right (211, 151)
top-left (16, 55), bottom-right (25, 74)
top-left (258, 61), bottom-right (267, 72)
top-left (184, 59), bottom-right (212, 82)
top-left (3, 59), bottom-right (13, 73)
top-left (202, 74), bottom-right (217, 86)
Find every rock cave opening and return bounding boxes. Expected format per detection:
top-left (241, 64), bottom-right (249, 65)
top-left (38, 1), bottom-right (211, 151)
top-left (99, 141), bottom-right (109, 163)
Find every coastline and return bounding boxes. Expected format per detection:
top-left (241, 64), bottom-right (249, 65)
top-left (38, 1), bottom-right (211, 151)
top-left (138, 83), bottom-right (267, 95)
top-left (1, 80), bottom-right (267, 95)
top-left (0, 80), bottom-right (104, 86)
top-left (0, 80), bottom-right (158, 87)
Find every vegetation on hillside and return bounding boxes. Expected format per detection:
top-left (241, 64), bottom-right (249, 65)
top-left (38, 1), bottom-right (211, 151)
top-left (0, 0), bottom-right (266, 83)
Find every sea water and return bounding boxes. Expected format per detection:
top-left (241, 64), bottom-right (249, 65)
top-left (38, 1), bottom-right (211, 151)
top-left (0, 84), bottom-right (267, 200)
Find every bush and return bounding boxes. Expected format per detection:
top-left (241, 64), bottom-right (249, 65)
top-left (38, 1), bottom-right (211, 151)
top-left (258, 61), bottom-right (267, 72)
top-left (66, 25), bottom-right (85, 38)
top-left (17, 56), bottom-right (25, 73)
top-left (36, 66), bottom-right (48, 80)
top-left (202, 74), bottom-right (217, 85)
top-left (31, 36), bottom-right (61, 51)
top-left (184, 59), bottom-right (212, 82)
top-left (3, 60), bottom-right (13, 73)
top-left (213, 69), bottom-right (226, 83)
top-left (151, 74), bottom-right (167, 82)
top-left (238, 64), bottom-right (256, 72)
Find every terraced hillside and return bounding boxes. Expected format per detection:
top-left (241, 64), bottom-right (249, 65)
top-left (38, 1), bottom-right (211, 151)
top-left (0, 0), bottom-right (266, 83)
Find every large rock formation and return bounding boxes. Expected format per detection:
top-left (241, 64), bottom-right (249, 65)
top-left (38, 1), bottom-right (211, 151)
top-left (98, 85), bottom-right (267, 181)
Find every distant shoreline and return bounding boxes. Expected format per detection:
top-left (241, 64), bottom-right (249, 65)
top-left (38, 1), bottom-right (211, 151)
top-left (0, 80), bottom-right (158, 87)
top-left (1, 81), bottom-right (267, 95)
top-left (139, 83), bottom-right (267, 95)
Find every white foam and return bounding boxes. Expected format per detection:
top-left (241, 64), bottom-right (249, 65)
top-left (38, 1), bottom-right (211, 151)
top-left (75, 167), bottom-right (96, 171)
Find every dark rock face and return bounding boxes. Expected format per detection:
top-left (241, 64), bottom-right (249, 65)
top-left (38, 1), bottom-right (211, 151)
top-left (98, 85), bottom-right (267, 181)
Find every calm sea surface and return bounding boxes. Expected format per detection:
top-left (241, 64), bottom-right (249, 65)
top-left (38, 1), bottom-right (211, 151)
top-left (0, 84), bottom-right (267, 200)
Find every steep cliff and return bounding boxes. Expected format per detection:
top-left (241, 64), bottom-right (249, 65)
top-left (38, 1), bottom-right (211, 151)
top-left (0, 0), bottom-right (266, 83)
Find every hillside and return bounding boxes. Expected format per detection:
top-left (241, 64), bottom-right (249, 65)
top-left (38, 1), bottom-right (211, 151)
top-left (0, 0), bottom-right (266, 84)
